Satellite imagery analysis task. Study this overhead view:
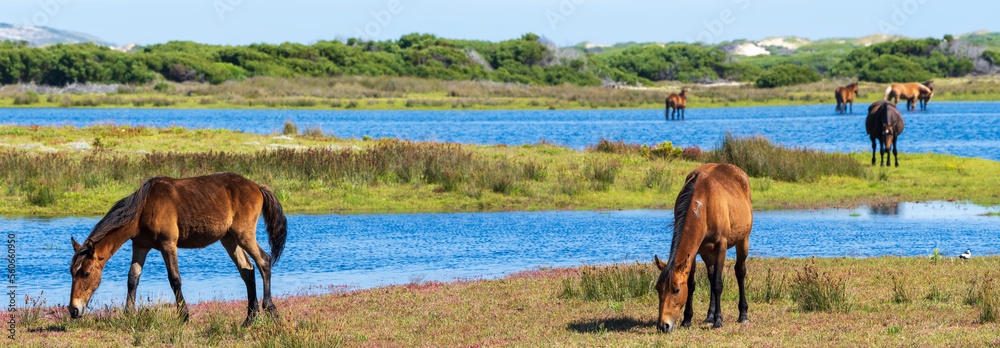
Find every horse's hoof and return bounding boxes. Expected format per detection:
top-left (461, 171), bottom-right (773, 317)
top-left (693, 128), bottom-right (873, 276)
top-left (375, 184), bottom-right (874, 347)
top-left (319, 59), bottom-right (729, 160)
top-left (737, 316), bottom-right (750, 323)
top-left (712, 322), bottom-right (723, 329)
top-left (681, 320), bottom-right (692, 328)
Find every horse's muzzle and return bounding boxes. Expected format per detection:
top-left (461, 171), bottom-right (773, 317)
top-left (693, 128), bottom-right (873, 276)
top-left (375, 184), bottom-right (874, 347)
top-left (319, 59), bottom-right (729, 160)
top-left (658, 321), bottom-right (674, 333)
top-left (68, 302), bottom-right (85, 319)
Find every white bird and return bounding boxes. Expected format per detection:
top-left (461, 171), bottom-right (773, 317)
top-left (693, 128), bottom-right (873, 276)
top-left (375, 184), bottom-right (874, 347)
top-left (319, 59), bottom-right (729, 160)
top-left (959, 249), bottom-right (972, 260)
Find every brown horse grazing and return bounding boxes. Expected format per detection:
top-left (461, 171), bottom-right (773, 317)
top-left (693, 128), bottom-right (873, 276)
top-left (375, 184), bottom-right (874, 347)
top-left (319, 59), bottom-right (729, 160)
top-left (835, 82), bottom-right (860, 114)
top-left (653, 163), bottom-right (752, 333)
top-left (883, 82), bottom-right (933, 111)
top-left (866, 101), bottom-right (905, 167)
top-left (917, 81), bottom-right (934, 110)
top-left (68, 172), bottom-right (287, 325)
top-left (665, 89), bottom-right (688, 120)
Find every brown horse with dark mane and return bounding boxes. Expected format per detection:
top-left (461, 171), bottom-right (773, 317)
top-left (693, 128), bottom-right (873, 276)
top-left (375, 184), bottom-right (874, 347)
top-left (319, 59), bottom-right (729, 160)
top-left (883, 82), bottom-right (933, 111)
top-left (69, 172), bottom-right (287, 325)
top-left (866, 101), bottom-right (905, 167)
top-left (835, 82), bottom-right (859, 114)
top-left (653, 163), bottom-right (752, 333)
top-left (665, 89), bottom-right (688, 120)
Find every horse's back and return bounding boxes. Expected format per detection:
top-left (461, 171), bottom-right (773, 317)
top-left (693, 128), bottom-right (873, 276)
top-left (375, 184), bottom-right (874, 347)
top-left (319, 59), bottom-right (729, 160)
top-left (138, 173), bottom-right (263, 248)
top-left (689, 163), bottom-right (752, 242)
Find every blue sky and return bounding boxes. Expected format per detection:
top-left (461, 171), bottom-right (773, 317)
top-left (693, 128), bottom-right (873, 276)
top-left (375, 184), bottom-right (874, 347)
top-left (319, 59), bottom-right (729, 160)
top-left (2, 0), bottom-right (998, 46)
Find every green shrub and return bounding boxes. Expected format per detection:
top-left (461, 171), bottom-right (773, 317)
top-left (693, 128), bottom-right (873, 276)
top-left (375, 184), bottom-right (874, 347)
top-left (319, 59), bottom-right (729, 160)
top-left (282, 121), bottom-right (298, 136)
top-left (858, 55), bottom-right (934, 83)
top-left (755, 64), bottom-right (821, 88)
top-left (791, 263), bottom-right (852, 313)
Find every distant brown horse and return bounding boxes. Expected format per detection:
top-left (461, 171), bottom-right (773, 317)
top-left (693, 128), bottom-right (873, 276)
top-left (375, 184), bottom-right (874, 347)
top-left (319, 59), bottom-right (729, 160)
top-left (653, 163), bottom-right (752, 333)
top-left (835, 82), bottom-right (859, 114)
top-left (883, 82), bottom-right (933, 111)
top-left (917, 81), bottom-right (934, 110)
top-left (866, 101), bottom-right (905, 167)
top-left (69, 172), bottom-right (287, 325)
top-left (666, 89), bottom-right (688, 120)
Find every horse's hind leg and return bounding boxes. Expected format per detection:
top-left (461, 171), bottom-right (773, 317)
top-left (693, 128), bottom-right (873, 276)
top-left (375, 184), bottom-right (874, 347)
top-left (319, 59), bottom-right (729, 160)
top-left (161, 245), bottom-right (189, 321)
top-left (238, 237), bottom-right (279, 320)
top-left (126, 245), bottom-right (151, 312)
top-left (871, 138), bottom-right (877, 166)
top-left (221, 234), bottom-right (259, 326)
top-left (735, 238), bottom-right (749, 323)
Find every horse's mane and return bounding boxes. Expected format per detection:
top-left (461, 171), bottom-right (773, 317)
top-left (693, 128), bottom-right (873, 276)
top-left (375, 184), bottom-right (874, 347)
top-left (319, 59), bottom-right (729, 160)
top-left (662, 172), bottom-right (700, 282)
top-left (86, 177), bottom-right (158, 244)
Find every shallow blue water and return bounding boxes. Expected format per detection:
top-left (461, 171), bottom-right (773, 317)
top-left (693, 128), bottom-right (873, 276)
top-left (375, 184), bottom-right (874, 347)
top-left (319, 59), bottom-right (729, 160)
top-left (3, 101), bottom-right (1000, 160)
top-left (6, 202), bottom-right (998, 307)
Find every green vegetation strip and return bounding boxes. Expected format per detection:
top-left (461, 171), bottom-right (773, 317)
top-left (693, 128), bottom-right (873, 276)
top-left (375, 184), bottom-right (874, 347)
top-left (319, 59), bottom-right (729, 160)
top-left (14, 257), bottom-right (1000, 346)
top-left (3, 75), bottom-right (1000, 111)
top-left (1, 125), bottom-right (998, 217)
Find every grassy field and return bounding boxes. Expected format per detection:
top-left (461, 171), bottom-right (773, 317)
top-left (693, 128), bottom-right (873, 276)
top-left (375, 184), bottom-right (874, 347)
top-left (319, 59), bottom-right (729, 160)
top-left (2, 75), bottom-right (1000, 111)
top-left (10, 257), bottom-right (1000, 347)
top-left (2, 124), bottom-right (999, 217)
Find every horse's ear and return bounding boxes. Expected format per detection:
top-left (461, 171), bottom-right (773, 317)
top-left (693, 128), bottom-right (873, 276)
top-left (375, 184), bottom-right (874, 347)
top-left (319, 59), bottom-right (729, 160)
top-left (675, 254), bottom-right (690, 272)
top-left (83, 239), bottom-right (95, 256)
top-left (654, 255), bottom-right (667, 270)
top-left (71, 237), bottom-right (82, 253)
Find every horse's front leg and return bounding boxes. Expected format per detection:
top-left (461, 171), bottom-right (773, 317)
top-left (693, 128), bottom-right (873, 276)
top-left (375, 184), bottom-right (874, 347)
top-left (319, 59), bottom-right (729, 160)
top-left (702, 256), bottom-right (717, 324)
top-left (710, 244), bottom-right (727, 328)
top-left (126, 245), bottom-right (151, 311)
top-left (879, 140), bottom-right (887, 166)
top-left (161, 245), bottom-right (189, 321)
top-left (681, 262), bottom-right (696, 327)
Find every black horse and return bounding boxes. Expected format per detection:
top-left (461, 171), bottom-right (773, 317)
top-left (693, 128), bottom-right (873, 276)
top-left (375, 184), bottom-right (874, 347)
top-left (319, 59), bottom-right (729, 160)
top-left (866, 101), bottom-right (905, 167)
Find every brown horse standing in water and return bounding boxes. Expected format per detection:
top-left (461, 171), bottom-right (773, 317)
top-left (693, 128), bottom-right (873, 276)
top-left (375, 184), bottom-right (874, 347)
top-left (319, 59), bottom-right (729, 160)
top-left (917, 81), bottom-right (934, 110)
top-left (835, 82), bottom-right (860, 114)
top-left (665, 89), bottom-right (688, 120)
top-left (866, 101), bottom-right (905, 167)
top-left (883, 82), bottom-right (933, 111)
top-left (653, 163), bottom-right (752, 333)
top-left (68, 172), bottom-right (287, 325)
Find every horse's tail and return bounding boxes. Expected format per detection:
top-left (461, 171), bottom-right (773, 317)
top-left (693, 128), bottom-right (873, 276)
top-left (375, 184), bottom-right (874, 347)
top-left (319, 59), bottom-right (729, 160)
top-left (883, 85), bottom-right (893, 100)
top-left (87, 176), bottom-right (159, 241)
top-left (258, 185), bottom-right (288, 265)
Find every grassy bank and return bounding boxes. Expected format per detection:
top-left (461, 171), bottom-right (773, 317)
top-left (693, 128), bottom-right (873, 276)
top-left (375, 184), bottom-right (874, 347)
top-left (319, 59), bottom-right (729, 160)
top-left (1, 125), bottom-right (999, 218)
top-left (11, 257), bottom-right (1000, 346)
top-left (2, 75), bottom-right (1000, 111)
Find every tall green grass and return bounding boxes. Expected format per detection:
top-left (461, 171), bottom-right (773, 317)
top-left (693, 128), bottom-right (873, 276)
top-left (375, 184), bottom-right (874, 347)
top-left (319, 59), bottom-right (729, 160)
top-left (559, 263), bottom-right (657, 302)
top-left (0, 140), bottom-right (545, 207)
top-left (707, 133), bottom-right (864, 182)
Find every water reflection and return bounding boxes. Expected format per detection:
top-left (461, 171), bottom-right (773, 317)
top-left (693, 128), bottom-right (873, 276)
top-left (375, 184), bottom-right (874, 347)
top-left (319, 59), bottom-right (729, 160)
top-left (870, 202), bottom-right (900, 215)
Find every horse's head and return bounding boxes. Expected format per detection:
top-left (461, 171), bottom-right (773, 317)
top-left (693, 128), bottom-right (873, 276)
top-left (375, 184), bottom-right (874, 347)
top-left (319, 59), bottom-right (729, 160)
top-left (69, 237), bottom-right (105, 319)
top-left (850, 82), bottom-right (860, 96)
top-left (653, 254), bottom-right (692, 333)
top-left (880, 124), bottom-right (896, 152)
